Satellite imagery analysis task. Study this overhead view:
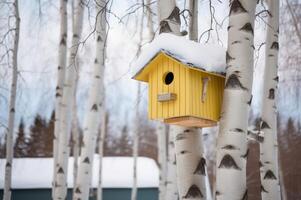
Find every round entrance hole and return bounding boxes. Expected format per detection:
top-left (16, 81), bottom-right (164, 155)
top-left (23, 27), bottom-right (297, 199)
top-left (164, 72), bottom-right (174, 85)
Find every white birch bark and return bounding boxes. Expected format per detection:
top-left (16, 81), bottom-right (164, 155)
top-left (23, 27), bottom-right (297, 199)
top-left (54, 0), bottom-right (84, 199)
top-left (52, 0), bottom-right (68, 198)
top-left (173, 126), bottom-right (207, 200)
top-left (3, 1), bottom-right (20, 200)
top-left (157, 123), bottom-right (167, 200)
top-left (73, 0), bottom-right (106, 199)
top-left (165, 127), bottom-right (178, 200)
top-left (188, 0), bottom-right (198, 42)
top-left (215, 0), bottom-right (257, 199)
top-left (71, 8), bottom-right (81, 188)
top-left (97, 111), bottom-right (107, 200)
top-left (259, 0), bottom-right (281, 199)
top-left (131, 84), bottom-right (140, 200)
top-left (157, 0), bottom-right (182, 36)
top-left (71, 83), bottom-right (80, 190)
top-left (157, 1), bottom-right (180, 199)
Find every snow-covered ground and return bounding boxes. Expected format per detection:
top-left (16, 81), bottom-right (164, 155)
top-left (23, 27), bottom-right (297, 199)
top-left (0, 156), bottom-right (159, 189)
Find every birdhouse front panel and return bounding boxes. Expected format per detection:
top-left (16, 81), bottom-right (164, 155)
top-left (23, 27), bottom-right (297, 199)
top-left (145, 52), bottom-right (225, 127)
top-left (148, 53), bottom-right (192, 120)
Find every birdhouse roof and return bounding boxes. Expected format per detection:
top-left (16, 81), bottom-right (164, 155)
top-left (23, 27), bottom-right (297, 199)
top-left (132, 33), bottom-right (226, 81)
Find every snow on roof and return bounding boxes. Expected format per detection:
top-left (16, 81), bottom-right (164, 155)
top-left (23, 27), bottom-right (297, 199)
top-left (132, 33), bottom-right (226, 78)
top-left (0, 156), bottom-right (159, 189)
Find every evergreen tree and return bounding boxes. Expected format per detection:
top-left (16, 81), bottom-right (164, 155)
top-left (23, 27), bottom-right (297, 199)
top-left (14, 118), bottom-right (28, 157)
top-left (44, 111), bottom-right (55, 156)
top-left (27, 114), bottom-right (49, 157)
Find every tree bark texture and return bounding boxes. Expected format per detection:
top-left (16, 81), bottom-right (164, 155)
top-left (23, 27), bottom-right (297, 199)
top-left (72, 0), bottom-right (106, 199)
top-left (3, 1), bottom-right (20, 200)
top-left (131, 84), bottom-right (140, 200)
top-left (173, 126), bottom-right (207, 200)
top-left (165, 127), bottom-right (178, 200)
top-left (215, 0), bottom-right (257, 199)
top-left (157, 0), bottom-right (182, 35)
top-left (157, 123), bottom-right (167, 200)
top-left (54, 0), bottom-right (84, 199)
top-left (188, 0), bottom-right (198, 42)
top-left (97, 111), bottom-right (107, 200)
top-left (259, 0), bottom-right (281, 199)
top-left (52, 0), bottom-right (68, 196)
top-left (73, 0), bottom-right (106, 200)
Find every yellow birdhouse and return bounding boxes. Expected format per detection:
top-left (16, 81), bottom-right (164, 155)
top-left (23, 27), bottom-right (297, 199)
top-left (132, 34), bottom-right (226, 127)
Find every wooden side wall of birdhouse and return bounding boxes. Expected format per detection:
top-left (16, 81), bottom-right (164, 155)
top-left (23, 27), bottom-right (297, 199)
top-left (189, 69), bottom-right (225, 122)
top-left (148, 53), bottom-right (192, 120)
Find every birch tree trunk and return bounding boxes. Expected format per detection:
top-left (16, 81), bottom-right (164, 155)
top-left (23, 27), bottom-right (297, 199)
top-left (259, 0), bottom-right (281, 199)
top-left (52, 0), bottom-right (68, 198)
top-left (71, 0), bottom-right (80, 189)
top-left (157, 123), bottom-right (167, 200)
top-left (157, 0), bottom-right (181, 36)
top-left (73, 0), bottom-right (106, 199)
top-left (71, 83), bottom-right (80, 190)
top-left (131, 84), bottom-right (140, 200)
top-left (3, 1), bottom-right (20, 200)
top-left (188, 0), bottom-right (198, 42)
top-left (173, 126), bottom-right (207, 200)
top-left (157, 1), bottom-right (180, 199)
top-left (54, 0), bottom-right (84, 199)
top-left (97, 111), bottom-right (107, 200)
top-left (215, 0), bottom-right (257, 199)
top-left (165, 127), bottom-right (178, 200)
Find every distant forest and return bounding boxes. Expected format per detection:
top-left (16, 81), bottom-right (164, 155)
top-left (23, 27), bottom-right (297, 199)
top-left (0, 111), bottom-right (157, 161)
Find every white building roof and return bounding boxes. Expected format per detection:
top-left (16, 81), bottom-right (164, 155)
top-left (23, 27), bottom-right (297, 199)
top-left (0, 156), bottom-right (159, 189)
top-left (132, 33), bottom-right (226, 78)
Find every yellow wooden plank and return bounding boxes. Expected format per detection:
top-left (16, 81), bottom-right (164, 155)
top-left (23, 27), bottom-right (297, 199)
top-left (162, 56), bottom-right (169, 118)
top-left (148, 68), bottom-right (152, 119)
top-left (174, 63), bottom-right (180, 117)
top-left (152, 64), bottom-right (158, 119)
top-left (179, 64), bottom-right (186, 115)
top-left (168, 58), bottom-right (175, 118)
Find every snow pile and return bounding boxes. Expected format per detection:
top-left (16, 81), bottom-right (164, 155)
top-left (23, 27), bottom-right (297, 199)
top-left (133, 33), bottom-right (226, 77)
top-left (0, 156), bottom-right (159, 189)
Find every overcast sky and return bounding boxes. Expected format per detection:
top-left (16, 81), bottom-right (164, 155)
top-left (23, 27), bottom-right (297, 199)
top-left (0, 0), bottom-right (299, 138)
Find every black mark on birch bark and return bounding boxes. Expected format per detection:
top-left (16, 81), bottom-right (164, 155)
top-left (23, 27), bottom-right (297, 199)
top-left (91, 104), bottom-right (98, 111)
top-left (176, 133), bottom-right (186, 141)
top-left (183, 185), bottom-right (203, 198)
top-left (264, 170), bottom-right (277, 180)
top-left (240, 23), bottom-right (254, 35)
top-left (225, 74), bottom-right (247, 90)
top-left (260, 120), bottom-right (271, 129)
top-left (261, 185), bottom-right (268, 193)
top-left (241, 149), bottom-right (249, 158)
top-left (226, 52), bottom-right (235, 64)
top-left (268, 88), bottom-right (275, 99)
top-left (60, 38), bottom-right (66, 45)
top-left (159, 21), bottom-right (172, 34)
top-left (218, 154), bottom-right (240, 170)
top-left (222, 145), bottom-right (237, 150)
top-left (58, 167), bottom-right (64, 174)
top-left (193, 157), bottom-right (206, 175)
top-left (230, 0), bottom-right (247, 15)
top-left (247, 95), bottom-right (253, 105)
top-left (83, 157), bottom-right (90, 164)
top-left (271, 42), bottom-right (279, 50)
top-left (75, 187), bottom-right (82, 193)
